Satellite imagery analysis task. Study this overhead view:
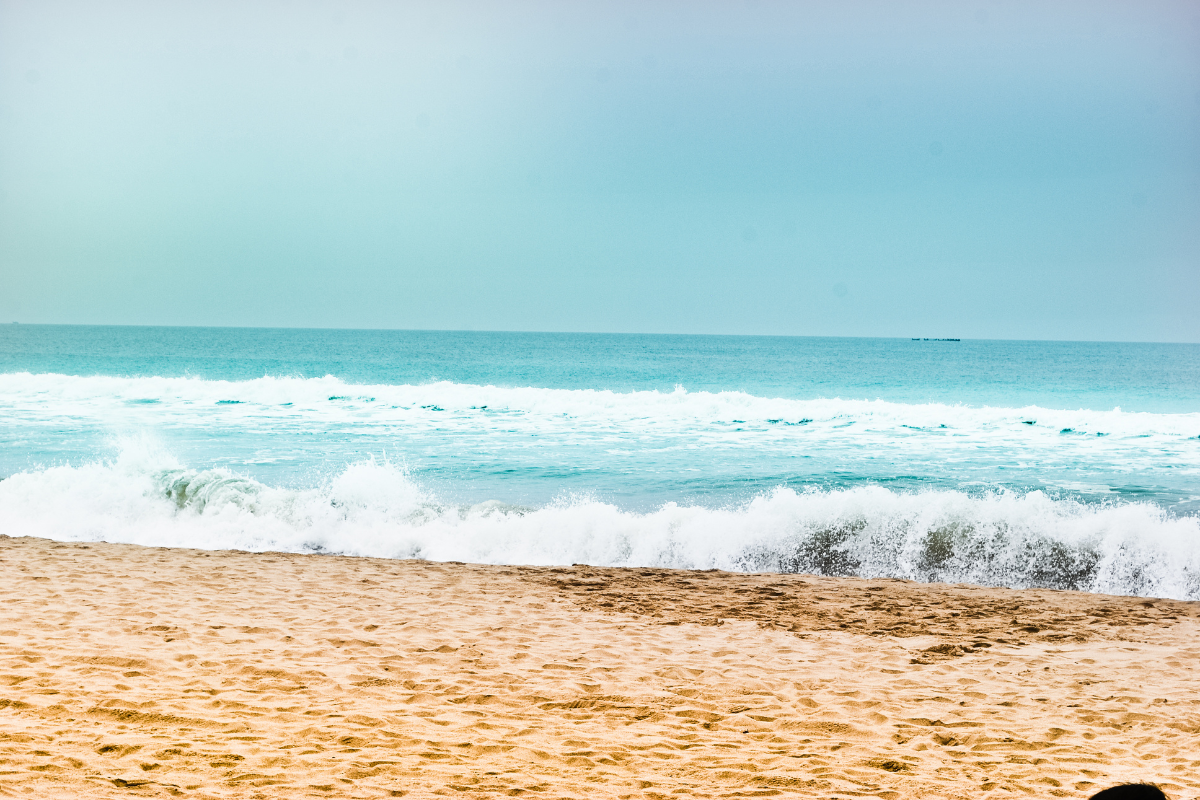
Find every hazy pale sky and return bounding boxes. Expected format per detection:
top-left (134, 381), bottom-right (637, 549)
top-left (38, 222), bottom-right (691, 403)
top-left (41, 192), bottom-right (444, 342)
top-left (1, 0), bottom-right (1198, 341)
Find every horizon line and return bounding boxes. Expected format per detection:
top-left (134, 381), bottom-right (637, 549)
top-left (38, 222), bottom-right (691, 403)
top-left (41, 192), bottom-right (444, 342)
top-left (3, 321), bottom-right (1198, 347)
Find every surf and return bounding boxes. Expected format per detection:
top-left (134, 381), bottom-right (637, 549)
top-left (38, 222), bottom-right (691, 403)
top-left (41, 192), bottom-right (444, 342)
top-left (1, 444), bottom-right (1196, 600)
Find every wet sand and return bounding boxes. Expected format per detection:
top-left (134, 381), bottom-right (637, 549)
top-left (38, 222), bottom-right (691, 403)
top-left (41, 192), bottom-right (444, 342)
top-left (0, 534), bottom-right (1197, 799)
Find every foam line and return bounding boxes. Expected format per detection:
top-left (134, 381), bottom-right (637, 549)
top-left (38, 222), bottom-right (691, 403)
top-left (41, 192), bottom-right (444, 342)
top-left (1, 442), bottom-right (1196, 600)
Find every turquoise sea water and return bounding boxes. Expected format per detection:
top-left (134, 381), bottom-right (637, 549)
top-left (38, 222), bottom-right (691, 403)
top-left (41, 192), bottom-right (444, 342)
top-left (2, 325), bottom-right (1198, 598)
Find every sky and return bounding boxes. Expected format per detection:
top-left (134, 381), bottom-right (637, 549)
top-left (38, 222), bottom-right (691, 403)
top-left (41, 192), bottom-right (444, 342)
top-left (1, 0), bottom-right (1198, 341)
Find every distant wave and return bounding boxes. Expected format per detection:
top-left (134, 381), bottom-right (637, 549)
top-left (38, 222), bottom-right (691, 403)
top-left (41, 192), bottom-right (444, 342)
top-left (1, 441), bottom-right (1196, 600)
top-left (2, 371), bottom-right (1198, 438)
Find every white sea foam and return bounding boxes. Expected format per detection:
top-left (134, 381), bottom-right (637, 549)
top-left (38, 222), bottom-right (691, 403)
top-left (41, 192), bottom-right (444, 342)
top-left (1, 371), bottom-right (1198, 434)
top-left (2, 440), bottom-right (1197, 600)
top-left (4, 373), bottom-right (1197, 505)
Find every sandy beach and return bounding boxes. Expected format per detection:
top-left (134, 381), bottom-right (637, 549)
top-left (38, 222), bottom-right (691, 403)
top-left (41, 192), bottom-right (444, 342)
top-left (0, 535), bottom-right (1197, 799)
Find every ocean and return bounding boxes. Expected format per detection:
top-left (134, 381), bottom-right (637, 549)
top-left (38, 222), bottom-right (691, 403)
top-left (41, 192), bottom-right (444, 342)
top-left (1, 324), bottom-right (1198, 599)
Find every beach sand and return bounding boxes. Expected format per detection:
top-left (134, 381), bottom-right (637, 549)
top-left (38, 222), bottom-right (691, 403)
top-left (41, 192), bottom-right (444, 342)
top-left (0, 535), bottom-right (1197, 799)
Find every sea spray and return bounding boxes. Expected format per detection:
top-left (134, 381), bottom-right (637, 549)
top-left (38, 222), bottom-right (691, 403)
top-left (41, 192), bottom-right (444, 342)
top-left (1, 450), bottom-right (1196, 600)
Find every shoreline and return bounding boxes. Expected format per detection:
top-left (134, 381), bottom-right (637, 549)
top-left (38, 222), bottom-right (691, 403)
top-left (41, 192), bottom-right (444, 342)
top-left (1, 534), bottom-right (1197, 798)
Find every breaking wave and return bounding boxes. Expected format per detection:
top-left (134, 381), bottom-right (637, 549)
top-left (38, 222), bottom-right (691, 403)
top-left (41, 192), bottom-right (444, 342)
top-left (2, 371), bottom-right (1199, 437)
top-left (1, 443), bottom-right (1197, 601)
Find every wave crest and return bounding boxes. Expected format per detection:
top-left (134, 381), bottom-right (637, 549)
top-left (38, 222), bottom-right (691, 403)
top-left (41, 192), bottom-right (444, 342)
top-left (1, 446), bottom-right (1196, 600)
top-left (2, 371), bottom-right (1198, 437)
